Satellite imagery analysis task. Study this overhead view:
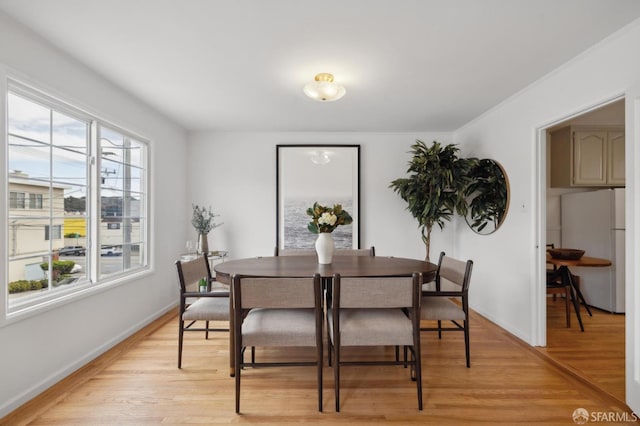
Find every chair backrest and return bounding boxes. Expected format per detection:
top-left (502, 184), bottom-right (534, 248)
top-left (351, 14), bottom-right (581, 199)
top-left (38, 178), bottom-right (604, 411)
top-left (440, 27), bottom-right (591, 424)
top-left (332, 273), bottom-right (420, 309)
top-left (233, 274), bottom-right (322, 310)
top-left (335, 247), bottom-right (375, 256)
top-left (546, 243), bottom-right (557, 271)
top-left (274, 248), bottom-right (316, 256)
top-left (435, 252), bottom-right (473, 293)
top-left (274, 247), bottom-right (375, 256)
top-left (175, 253), bottom-right (212, 293)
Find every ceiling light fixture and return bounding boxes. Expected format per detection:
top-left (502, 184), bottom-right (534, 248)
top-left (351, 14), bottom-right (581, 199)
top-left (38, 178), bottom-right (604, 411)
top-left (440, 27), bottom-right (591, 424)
top-left (303, 73), bottom-right (346, 102)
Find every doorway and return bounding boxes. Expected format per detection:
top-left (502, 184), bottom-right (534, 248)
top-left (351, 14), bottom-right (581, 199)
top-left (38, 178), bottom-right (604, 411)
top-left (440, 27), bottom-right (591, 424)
top-left (541, 98), bottom-right (626, 401)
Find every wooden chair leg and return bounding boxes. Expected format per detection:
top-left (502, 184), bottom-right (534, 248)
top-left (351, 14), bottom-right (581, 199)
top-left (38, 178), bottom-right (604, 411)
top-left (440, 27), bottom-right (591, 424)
top-left (205, 320), bottom-right (209, 340)
top-left (564, 287), bottom-right (571, 328)
top-left (334, 344), bottom-right (340, 412)
top-left (317, 339), bottom-right (323, 412)
top-left (464, 319), bottom-right (471, 368)
top-left (178, 321), bottom-right (184, 369)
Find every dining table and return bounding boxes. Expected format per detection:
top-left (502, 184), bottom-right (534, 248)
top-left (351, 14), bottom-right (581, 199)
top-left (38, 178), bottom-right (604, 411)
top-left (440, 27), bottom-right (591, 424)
top-left (546, 254), bottom-right (612, 332)
top-left (214, 255), bottom-right (438, 376)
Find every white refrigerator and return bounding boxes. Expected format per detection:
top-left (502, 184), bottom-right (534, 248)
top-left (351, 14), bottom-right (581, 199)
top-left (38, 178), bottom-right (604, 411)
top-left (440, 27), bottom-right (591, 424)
top-left (561, 188), bottom-right (625, 313)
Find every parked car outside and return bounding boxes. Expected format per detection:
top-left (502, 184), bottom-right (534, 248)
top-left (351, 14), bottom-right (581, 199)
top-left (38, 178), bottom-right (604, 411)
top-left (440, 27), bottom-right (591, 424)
top-left (100, 246), bottom-right (122, 256)
top-left (58, 246), bottom-right (86, 256)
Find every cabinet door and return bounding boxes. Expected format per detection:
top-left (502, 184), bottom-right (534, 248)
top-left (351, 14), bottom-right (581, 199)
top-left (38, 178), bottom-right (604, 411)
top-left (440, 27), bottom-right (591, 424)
top-left (573, 131), bottom-right (607, 185)
top-left (607, 131), bottom-right (625, 185)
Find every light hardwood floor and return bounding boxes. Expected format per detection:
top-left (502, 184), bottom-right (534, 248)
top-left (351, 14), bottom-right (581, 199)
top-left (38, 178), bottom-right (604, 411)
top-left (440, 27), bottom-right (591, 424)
top-left (540, 295), bottom-right (626, 402)
top-left (2, 305), bottom-right (637, 425)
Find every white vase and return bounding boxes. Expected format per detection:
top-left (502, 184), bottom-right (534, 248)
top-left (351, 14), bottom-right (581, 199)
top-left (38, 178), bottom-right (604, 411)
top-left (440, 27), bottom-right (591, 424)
top-left (315, 232), bottom-right (335, 264)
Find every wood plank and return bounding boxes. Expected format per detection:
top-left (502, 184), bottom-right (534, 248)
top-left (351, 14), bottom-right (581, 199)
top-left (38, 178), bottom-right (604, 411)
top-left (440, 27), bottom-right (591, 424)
top-left (2, 306), bottom-right (638, 425)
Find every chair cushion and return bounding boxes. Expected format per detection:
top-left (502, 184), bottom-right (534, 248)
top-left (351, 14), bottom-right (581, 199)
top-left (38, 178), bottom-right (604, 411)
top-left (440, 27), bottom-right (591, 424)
top-left (328, 308), bottom-right (414, 346)
top-left (422, 281), bottom-right (436, 292)
top-left (242, 308), bottom-right (318, 347)
top-left (420, 297), bottom-right (466, 321)
top-left (182, 297), bottom-right (229, 321)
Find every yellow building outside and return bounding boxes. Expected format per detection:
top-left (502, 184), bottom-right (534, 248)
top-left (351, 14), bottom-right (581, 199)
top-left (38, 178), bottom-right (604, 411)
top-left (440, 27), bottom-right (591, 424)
top-left (63, 217), bottom-right (87, 236)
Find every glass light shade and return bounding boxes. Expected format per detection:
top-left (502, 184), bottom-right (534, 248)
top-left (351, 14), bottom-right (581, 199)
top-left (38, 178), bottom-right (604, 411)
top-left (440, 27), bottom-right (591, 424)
top-left (309, 150), bottom-right (331, 164)
top-left (303, 73), bottom-right (346, 102)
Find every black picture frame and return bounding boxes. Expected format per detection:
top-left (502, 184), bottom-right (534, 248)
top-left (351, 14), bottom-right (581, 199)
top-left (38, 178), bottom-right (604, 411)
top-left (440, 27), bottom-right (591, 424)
top-left (276, 144), bottom-right (360, 250)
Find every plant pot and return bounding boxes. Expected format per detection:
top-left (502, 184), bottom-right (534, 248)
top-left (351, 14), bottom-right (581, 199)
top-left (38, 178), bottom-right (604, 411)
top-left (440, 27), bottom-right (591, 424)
top-left (315, 232), bottom-right (335, 264)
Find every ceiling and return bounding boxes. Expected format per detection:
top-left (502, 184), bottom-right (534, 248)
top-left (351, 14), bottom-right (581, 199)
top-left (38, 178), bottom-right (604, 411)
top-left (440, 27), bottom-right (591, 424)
top-left (1, 0), bottom-right (640, 133)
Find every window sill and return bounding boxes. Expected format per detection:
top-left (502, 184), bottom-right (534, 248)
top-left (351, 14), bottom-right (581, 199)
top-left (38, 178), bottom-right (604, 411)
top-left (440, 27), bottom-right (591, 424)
top-left (1, 267), bottom-right (152, 328)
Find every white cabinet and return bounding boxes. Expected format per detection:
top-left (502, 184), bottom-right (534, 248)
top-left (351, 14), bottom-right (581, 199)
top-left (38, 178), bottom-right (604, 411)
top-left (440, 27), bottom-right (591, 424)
top-left (549, 126), bottom-right (624, 187)
top-left (607, 131), bottom-right (625, 185)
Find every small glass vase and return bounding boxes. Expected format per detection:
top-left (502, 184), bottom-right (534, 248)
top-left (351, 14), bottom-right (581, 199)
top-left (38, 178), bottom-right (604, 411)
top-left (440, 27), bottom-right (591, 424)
top-left (315, 232), bottom-right (335, 264)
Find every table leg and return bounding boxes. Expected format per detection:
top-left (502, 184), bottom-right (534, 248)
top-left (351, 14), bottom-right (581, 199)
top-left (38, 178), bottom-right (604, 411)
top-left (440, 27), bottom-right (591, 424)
top-left (570, 275), bottom-right (593, 317)
top-left (229, 291), bottom-right (235, 377)
top-left (561, 266), bottom-right (584, 332)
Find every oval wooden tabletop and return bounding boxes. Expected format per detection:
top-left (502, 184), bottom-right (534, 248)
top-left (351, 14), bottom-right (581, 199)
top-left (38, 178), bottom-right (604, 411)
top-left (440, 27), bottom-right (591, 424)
top-left (546, 254), bottom-right (612, 268)
top-left (214, 255), bottom-right (437, 284)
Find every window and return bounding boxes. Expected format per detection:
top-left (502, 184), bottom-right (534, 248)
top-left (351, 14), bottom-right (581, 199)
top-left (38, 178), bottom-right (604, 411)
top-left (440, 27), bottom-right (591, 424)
top-left (44, 225), bottom-right (62, 240)
top-left (6, 81), bottom-right (149, 314)
top-left (9, 191), bottom-right (25, 209)
top-left (29, 193), bottom-right (43, 209)
top-left (98, 125), bottom-right (147, 277)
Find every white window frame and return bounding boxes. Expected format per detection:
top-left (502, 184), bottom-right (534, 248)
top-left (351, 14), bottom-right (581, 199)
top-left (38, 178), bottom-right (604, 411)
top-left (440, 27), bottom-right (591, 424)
top-left (2, 75), bottom-right (151, 321)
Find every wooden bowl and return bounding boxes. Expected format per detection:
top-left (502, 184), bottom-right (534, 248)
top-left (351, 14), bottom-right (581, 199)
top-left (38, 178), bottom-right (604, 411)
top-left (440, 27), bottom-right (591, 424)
top-left (548, 248), bottom-right (585, 260)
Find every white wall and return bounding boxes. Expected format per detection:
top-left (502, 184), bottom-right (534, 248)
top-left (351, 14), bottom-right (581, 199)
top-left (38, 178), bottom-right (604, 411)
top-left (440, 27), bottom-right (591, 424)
top-left (0, 11), bottom-right (188, 416)
top-left (453, 19), bottom-right (640, 345)
top-left (187, 132), bottom-right (455, 261)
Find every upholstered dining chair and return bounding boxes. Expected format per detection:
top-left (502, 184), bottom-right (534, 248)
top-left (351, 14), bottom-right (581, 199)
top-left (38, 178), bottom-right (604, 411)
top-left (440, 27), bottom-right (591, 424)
top-left (329, 273), bottom-right (423, 412)
top-left (175, 253), bottom-right (229, 368)
top-left (420, 252), bottom-right (474, 368)
top-left (232, 273), bottom-right (324, 413)
top-left (274, 246), bottom-right (375, 256)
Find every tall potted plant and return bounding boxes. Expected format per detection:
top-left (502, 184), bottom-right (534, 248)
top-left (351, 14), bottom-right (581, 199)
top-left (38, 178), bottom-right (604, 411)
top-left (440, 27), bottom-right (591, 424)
top-left (390, 140), bottom-right (472, 261)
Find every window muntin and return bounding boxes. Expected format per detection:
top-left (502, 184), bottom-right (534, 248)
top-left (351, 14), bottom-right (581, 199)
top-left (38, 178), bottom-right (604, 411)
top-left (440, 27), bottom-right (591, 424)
top-left (6, 83), bottom-right (149, 314)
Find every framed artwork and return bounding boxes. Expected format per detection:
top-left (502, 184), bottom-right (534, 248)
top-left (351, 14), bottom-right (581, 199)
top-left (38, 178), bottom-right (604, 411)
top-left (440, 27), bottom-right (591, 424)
top-left (276, 144), bottom-right (360, 250)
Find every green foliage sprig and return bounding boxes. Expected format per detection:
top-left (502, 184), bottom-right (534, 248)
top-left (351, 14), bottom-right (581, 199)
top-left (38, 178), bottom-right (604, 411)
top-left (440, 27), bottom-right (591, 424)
top-left (307, 202), bottom-right (353, 234)
top-left (191, 204), bottom-right (222, 235)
